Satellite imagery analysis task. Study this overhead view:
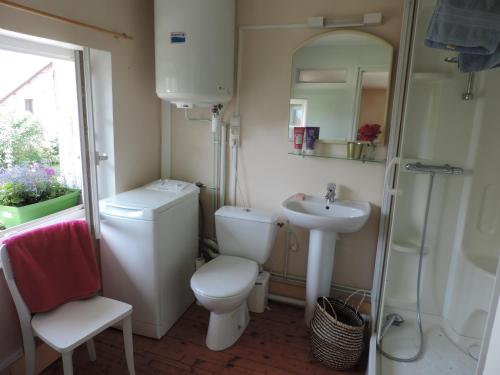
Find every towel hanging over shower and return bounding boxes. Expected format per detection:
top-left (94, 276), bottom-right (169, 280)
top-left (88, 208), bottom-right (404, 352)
top-left (425, 0), bottom-right (500, 72)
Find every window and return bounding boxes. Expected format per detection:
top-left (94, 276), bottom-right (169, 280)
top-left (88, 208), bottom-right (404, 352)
top-left (0, 35), bottom-right (88, 235)
top-left (24, 98), bottom-right (33, 113)
top-left (0, 30), bottom-right (115, 237)
top-left (297, 68), bottom-right (348, 83)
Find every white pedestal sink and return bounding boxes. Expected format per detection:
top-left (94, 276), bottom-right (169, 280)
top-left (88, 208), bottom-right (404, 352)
top-left (282, 194), bottom-right (371, 326)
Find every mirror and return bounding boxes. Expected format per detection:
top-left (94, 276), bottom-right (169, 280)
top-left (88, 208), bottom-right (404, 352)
top-left (288, 31), bottom-right (393, 143)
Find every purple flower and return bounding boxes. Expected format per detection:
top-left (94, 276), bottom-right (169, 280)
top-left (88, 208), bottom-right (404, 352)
top-left (44, 167), bottom-right (56, 176)
top-left (0, 164), bottom-right (71, 207)
top-left (0, 165), bottom-right (58, 189)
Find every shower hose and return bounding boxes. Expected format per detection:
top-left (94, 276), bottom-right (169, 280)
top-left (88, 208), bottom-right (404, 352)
top-left (378, 172), bottom-right (435, 362)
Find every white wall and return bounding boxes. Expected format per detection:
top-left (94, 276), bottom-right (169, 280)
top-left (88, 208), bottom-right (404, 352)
top-left (461, 70), bottom-right (500, 263)
top-left (483, 295), bottom-right (500, 375)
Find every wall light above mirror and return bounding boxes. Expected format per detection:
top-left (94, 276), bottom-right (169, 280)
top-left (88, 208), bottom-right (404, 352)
top-left (288, 30), bottom-right (393, 144)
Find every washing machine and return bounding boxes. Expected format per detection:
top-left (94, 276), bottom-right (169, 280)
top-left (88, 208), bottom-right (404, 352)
top-left (99, 180), bottom-right (199, 338)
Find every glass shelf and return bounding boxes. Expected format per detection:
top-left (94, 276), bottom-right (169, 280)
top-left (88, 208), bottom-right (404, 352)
top-left (288, 152), bottom-right (386, 164)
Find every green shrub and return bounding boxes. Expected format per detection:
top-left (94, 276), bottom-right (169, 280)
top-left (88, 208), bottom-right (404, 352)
top-left (0, 114), bottom-right (58, 168)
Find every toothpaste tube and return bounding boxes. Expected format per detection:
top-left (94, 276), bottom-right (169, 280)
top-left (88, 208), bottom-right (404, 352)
top-left (293, 127), bottom-right (305, 153)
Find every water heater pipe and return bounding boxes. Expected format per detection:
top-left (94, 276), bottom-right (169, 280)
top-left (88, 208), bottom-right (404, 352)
top-left (227, 28), bottom-right (245, 206)
top-left (229, 143), bottom-right (238, 205)
top-left (160, 101), bottom-right (171, 179)
top-left (234, 28), bottom-right (244, 118)
top-left (211, 111), bottom-right (221, 235)
top-left (220, 123), bottom-right (227, 207)
top-left (211, 110), bottom-right (221, 133)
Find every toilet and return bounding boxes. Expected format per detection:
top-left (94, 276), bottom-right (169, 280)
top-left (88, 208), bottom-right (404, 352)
top-left (190, 206), bottom-right (279, 351)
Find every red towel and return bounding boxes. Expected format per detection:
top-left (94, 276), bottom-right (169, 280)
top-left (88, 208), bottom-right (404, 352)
top-left (3, 220), bottom-right (100, 313)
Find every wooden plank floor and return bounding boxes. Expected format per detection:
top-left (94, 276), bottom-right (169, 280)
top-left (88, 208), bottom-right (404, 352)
top-left (41, 302), bottom-right (366, 375)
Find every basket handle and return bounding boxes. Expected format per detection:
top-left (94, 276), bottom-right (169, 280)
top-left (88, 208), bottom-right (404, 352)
top-left (344, 289), bottom-right (367, 314)
top-left (320, 296), bottom-right (338, 321)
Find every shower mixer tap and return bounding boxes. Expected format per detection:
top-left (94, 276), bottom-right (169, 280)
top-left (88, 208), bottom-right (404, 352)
top-left (405, 162), bottom-right (464, 176)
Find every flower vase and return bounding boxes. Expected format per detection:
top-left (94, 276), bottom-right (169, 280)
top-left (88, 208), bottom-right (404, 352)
top-left (362, 143), bottom-right (376, 160)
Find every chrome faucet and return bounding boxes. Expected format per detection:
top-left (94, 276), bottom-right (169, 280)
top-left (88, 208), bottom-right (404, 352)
top-left (325, 183), bottom-right (336, 205)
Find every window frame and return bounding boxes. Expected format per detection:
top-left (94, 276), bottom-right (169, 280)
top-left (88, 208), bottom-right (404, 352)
top-left (0, 29), bottom-right (101, 239)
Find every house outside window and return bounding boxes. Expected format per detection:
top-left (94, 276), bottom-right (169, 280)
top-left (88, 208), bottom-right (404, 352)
top-left (0, 47), bottom-right (82, 231)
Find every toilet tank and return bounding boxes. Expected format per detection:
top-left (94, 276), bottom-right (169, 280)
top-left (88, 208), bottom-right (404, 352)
top-left (215, 206), bottom-right (279, 264)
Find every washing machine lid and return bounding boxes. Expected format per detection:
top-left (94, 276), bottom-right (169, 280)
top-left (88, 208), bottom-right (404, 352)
top-left (191, 256), bottom-right (258, 299)
top-left (99, 180), bottom-right (199, 220)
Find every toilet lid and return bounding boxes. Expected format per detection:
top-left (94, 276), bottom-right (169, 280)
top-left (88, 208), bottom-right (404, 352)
top-left (191, 256), bottom-right (258, 298)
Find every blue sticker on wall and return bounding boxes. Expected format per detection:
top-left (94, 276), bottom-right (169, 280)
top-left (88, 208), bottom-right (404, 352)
top-left (171, 32), bottom-right (186, 44)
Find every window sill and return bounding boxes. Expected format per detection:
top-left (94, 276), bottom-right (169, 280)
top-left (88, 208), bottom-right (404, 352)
top-left (0, 204), bottom-right (85, 239)
top-left (0, 205), bottom-right (86, 269)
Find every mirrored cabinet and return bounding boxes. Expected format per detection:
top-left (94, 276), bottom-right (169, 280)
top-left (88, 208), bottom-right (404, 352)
top-left (288, 30), bottom-right (393, 162)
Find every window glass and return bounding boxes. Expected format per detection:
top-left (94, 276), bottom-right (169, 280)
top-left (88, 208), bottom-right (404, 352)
top-left (0, 48), bottom-right (82, 231)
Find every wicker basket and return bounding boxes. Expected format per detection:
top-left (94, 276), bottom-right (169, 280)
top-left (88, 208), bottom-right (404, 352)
top-left (310, 296), bottom-right (365, 370)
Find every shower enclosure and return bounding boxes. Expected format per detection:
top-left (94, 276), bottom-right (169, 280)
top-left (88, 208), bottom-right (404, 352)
top-left (371, 0), bottom-right (500, 374)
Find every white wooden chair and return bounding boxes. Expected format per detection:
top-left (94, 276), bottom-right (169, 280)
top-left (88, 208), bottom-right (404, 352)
top-left (0, 244), bottom-right (136, 375)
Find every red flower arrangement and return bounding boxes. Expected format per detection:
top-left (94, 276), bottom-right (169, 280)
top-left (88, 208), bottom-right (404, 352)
top-left (358, 123), bottom-right (381, 143)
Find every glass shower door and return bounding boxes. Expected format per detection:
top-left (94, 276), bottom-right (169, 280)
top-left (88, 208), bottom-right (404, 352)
top-left (376, 0), bottom-right (500, 373)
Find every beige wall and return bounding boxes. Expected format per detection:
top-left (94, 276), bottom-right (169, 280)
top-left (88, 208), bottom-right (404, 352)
top-left (358, 88), bottom-right (389, 129)
top-left (172, 0), bottom-right (403, 290)
top-left (0, 0), bottom-right (160, 368)
top-left (0, 0), bottom-right (161, 192)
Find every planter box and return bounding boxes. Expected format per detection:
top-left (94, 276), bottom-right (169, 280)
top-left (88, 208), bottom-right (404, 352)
top-left (0, 190), bottom-right (80, 229)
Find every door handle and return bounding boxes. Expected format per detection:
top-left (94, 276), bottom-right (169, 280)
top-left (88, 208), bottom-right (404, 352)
top-left (96, 152), bottom-right (108, 165)
top-left (384, 157), bottom-right (400, 196)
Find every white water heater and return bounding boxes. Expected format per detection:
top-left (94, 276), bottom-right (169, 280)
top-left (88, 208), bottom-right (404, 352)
top-left (154, 0), bottom-right (235, 108)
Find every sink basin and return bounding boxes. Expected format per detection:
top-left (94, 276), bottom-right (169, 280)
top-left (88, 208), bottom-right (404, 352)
top-left (281, 193), bottom-right (371, 326)
top-left (282, 195), bottom-right (370, 233)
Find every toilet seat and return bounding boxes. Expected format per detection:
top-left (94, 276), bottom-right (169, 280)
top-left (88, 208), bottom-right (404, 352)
top-left (191, 255), bottom-right (258, 299)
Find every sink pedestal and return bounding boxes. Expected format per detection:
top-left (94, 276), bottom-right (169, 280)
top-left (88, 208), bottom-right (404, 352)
top-left (305, 230), bottom-right (337, 326)
top-left (281, 194), bottom-right (371, 326)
